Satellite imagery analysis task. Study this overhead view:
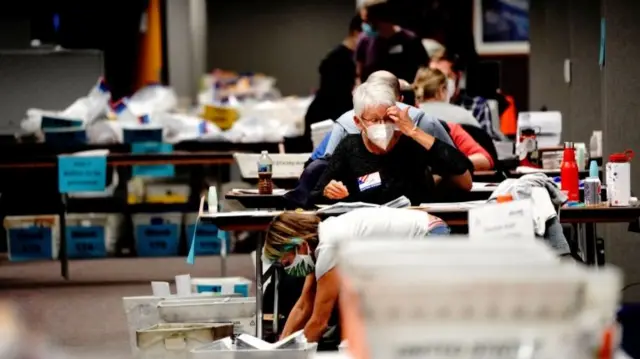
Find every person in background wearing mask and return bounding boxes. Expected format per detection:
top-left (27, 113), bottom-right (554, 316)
top-left (413, 67), bottom-right (480, 127)
top-left (263, 207), bottom-right (450, 342)
top-left (356, 1), bottom-right (429, 85)
top-left (430, 51), bottom-right (505, 140)
top-left (414, 68), bottom-right (493, 171)
top-left (312, 82), bottom-right (472, 206)
top-left (319, 70), bottom-right (454, 159)
top-left (304, 16), bottom-right (363, 148)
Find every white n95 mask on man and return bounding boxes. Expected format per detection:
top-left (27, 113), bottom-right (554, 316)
top-left (366, 123), bottom-right (395, 150)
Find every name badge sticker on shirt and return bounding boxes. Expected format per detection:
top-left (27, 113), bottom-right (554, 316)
top-left (358, 172), bottom-right (382, 191)
top-left (389, 45), bottom-right (403, 54)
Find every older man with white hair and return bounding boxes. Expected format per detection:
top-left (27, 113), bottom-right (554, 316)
top-left (318, 70), bottom-right (454, 159)
top-left (310, 81), bottom-right (472, 206)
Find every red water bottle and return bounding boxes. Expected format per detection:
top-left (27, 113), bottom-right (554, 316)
top-left (561, 142), bottom-right (580, 201)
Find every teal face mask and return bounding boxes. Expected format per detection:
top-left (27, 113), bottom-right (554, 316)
top-left (362, 23), bottom-right (378, 37)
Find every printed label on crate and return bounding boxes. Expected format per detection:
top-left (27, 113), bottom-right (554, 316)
top-left (389, 338), bottom-right (542, 358)
top-left (58, 155), bottom-right (107, 193)
top-left (136, 224), bottom-right (179, 257)
top-left (8, 227), bottom-right (54, 261)
top-left (229, 316), bottom-right (257, 335)
top-left (131, 142), bottom-right (175, 178)
top-left (66, 226), bottom-right (106, 258)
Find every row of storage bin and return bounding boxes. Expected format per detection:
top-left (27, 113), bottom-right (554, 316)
top-left (3, 213), bottom-right (230, 262)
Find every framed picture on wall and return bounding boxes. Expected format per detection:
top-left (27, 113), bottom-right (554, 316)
top-left (473, 0), bottom-right (530, 55)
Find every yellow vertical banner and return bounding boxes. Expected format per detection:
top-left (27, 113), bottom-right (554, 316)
top-left (137, 0), bottom-right (163, 90)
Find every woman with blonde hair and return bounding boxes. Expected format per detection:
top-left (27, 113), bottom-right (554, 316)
top-left (414, 68), bottom-right (494, 170)
top-left (413, 67), bottom-right (480, 127)
top-left (262, 207), bottom-right (449, 344)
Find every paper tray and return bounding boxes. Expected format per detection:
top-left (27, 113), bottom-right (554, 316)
top-left (158, 297), bottom-right (256, 323)
top-left (189, 341), bottom-right (317, 359)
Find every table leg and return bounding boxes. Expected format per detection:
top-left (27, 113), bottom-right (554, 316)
top-left (273, 266), bottom-right (279, 335)
top-left (584, 223), bottom-right (598, 267)
top-left (256, 232), bottom-right (263, 339)
top-left (59, 193), bottom-right (69, 280)
top-left (575, 224), bottom-right (587, 263)
top-left (220, 230), bottom-right (227, 278)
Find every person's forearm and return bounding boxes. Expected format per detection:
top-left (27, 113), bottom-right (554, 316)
top-left (409, 129), bottom-right (471, 173)
top-left (469, 153), bottom-right (492, 171)
top-left (303, 317), bottom-right (329, 343)
top-left (281, 305), bottom-right (312, 338)
top-left (409, 129), bottom-right (473, 190)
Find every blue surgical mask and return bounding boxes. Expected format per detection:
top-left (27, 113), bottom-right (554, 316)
top-left (362, 23), bottom-right (378, 37)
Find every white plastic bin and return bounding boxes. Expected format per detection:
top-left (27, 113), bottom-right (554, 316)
top-left (66, 213), bottom-right (120, 258)
top-left (136, 323), bottom-right (234, 359)
top-left (191, 277), bottom-right (251, 297)
top-left (133, 213), bottom-right (182, 257)
top-left (4, 215), bottom-right (60, 261)
top-left (158, 297), bottom-right (257, 335)
top-left (189, 340), bottom-right (318, 359)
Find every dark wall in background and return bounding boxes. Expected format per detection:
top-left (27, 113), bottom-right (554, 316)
top-left (206, 0), bottom-right (356, 96)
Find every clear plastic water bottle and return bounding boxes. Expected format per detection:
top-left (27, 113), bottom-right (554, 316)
top-left (257, 150), bottom-right (273, 195)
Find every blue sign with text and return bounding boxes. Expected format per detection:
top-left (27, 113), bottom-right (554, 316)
top-left (58, 156), bottom-right (107, 193)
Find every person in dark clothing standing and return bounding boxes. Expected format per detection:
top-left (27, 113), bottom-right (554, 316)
top-left (304, 15), bottom-right (363, 148)
top-left (356, 1), bottom-right (429, 85)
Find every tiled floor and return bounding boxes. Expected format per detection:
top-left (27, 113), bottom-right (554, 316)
top-left (0, 254), bottom-right (255, 358)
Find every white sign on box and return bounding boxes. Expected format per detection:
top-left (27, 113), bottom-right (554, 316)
top-left (468, 200), bottom-right (535, 241)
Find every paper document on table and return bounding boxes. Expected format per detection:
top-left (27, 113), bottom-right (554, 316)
top-left (199, 210), bottom-right (279, 218)
top-left (232, 188), bottom-right (287, 195)
top-left (515, 166), bottom-right (559, 174)
top-left (469, 199), bottom-right (535, 241)
top-left (419, 200), bottom-right (486, 211)
top-left (471, 182), bottom-right (499, 192)
top-left (517, 111), bottom-right (562, 148)
top-left (317, 196), bottom-right (410, 214)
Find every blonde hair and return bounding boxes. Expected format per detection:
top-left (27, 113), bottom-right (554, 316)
top-left (264, 212), bottom-right (321, 262)
top-left (413, 67), bottom-right (447, 103)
